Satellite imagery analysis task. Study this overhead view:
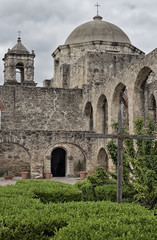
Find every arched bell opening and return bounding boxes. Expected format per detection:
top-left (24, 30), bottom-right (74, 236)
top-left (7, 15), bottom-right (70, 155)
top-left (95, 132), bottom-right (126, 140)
top-left (16, 62), bottom-right (24, 83)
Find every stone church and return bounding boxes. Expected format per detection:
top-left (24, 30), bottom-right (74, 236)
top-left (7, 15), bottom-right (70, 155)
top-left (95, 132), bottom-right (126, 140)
top-left (0, 13), bottom-right (156, 178)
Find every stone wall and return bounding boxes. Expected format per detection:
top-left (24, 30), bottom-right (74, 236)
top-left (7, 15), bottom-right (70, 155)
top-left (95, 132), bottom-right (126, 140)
top-left (0, 130), bottom-right (94, 177)
top-left (0, 86), bottom-right (83, 131)
top-left (52, 41), bottom-right (143, 88)
top-left (0, 142), bottom-right (30, 176)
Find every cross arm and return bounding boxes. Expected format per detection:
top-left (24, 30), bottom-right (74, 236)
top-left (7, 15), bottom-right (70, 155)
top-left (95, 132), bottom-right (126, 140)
top-left (85, 133), bottom-right (156, 140)
top-left (85, 133), bottom-right (118, 139)
top-left (123, 134), bottom-right (156, 140)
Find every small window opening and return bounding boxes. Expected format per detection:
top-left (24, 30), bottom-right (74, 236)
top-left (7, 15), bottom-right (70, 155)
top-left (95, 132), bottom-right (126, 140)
top-left (16, 63), bottom-right (24, 83)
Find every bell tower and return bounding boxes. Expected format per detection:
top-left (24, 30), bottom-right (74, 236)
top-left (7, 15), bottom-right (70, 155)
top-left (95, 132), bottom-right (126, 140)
top-left (3, 37), bottom-right (36, 86)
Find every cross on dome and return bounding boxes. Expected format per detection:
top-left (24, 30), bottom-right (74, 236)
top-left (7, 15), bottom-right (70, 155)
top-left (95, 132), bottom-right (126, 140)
top-left (17, 30), bottom-right (21, 38)
top-left (17, 30), bottom-right (22, 42)
top-left (95, 2), bottom-right (101, 15)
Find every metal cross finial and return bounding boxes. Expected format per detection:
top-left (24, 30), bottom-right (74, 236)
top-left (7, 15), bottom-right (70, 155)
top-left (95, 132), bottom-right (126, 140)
top-left (95, 2), bottom-right (101, 15)
top-left (17, 30), bottom-right (21, 38)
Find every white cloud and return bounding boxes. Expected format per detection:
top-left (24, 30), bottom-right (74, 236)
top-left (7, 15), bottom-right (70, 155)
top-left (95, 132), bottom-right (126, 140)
top-left (0, 0), bottom-right (157, 86)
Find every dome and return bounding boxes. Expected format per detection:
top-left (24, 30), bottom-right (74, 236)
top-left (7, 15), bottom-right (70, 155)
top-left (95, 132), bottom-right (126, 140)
top-left (65, 15), bottom-right (131, 45)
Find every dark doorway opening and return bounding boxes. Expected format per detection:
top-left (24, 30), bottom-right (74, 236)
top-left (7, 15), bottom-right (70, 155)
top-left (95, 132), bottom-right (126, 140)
top-left (51, 148), bottom-right (66, 177)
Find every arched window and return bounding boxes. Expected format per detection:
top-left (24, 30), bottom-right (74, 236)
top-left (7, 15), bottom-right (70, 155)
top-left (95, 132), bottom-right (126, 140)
top-left (120, 87), bottom-right (129, 127)
top-left (112, 83), bottom-right (128, 128)
top-left (134, 67), bottom-right (153, 120)
top-left (148, 94), bottom-right (156, 122)
top-left (16, 63), bottom-right (24, 83)
top-left (97, 148), bottom-right (108, 171)
top-left (96, 95), bottom-right (108, 133)
top-left (84, 102), bottom-right (93, 131)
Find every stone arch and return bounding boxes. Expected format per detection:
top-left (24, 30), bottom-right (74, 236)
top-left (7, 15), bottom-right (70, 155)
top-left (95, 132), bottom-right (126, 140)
top-left (96, 94), bottom-right (108, 133)
top-left (84, 101), bottom-right (93, 131)
top-left (112, 83), bottom-right (128, 127)
top-left (148, 93), bottom-right (156, 122)
top-left (135, 67), bottom-right (152, 89)
top-left (97, 148), bottom-right (108, 171)
top-left (44, 142), bottom-right (86, 177)
top-left (16, 62), bottom-right (24, 83)
top-left (0, 142), bottom-right (31, 176)
top-left (134, 66), bottom-right (153, 120)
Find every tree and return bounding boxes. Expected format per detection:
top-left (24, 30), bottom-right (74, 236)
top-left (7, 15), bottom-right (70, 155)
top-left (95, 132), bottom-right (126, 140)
top-left (107, 118), bottom-right (157, 208)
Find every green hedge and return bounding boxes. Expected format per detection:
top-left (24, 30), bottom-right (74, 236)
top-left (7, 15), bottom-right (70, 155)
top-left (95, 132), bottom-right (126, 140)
top-left (0, 180), bottom-right (82, 203)
top-left (0, 181), bottom-right (157, 239)
top-left (52, 201), bottom-right (157, 240)
top-left (33, 187), bottom-right (82, 203)
top-left (1, 198), bottom-right (157, 239)
top-left (0, 197), bottom-right (67, 240)
top-left (95, 184), bottom-right (116, 201)
top-left (75, 180), bottom-right (95, 201)
top-left (75, 180), bottom-right (117, 202)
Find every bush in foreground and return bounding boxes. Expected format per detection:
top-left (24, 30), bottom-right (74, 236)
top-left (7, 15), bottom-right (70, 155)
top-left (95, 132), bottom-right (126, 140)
top-left (52, 201), bottom-right (157, 240)
top-left (0, 181), bottom-right (157, 239)
top-left (0, 197), bottom-right (157, 239)
top-left (0, 180), bottom-right (83, 203)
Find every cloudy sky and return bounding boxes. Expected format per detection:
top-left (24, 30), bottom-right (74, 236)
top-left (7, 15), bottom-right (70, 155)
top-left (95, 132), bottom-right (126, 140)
top-left (0, 0), bottom-right (157, 86)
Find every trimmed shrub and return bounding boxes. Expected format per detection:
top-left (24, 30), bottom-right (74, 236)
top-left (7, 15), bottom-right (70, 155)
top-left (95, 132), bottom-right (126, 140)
top-left (0, 197), bottom-right (67, 240)
top-left (75, 180), bottom-right (117, 202)
top-left (52, 201), bottom-right (157, 240)
top-left (0, 181), bottom-right (157, 239)
top-left (0, 180), bottom-right (82, 204)
top-left (33, 187), bottom-right (82, 203)
top-left (75, 180), bottom-right (95, 201)
top-left (95, 184), bottom-right (117, 202)
top-left (86, 167), bottom-right (110, 187)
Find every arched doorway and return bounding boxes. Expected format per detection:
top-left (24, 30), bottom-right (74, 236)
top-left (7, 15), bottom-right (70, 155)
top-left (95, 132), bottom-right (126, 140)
top-left (51, 148), bottom-right (66, 177)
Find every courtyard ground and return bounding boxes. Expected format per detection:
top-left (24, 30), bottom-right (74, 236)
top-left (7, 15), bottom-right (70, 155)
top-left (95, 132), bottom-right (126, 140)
top-left (0, 176), bottom-right (78, 186)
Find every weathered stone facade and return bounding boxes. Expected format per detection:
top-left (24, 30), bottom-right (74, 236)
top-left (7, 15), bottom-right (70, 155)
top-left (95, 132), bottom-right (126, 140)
top-left (0, 14), bottom-right (156, 178)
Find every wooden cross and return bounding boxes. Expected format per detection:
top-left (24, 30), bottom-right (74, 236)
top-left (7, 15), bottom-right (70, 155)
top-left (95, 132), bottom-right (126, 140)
top-left (95, 3), bottom-right (101, 15)
top-left (85, 108), bottom-right (156, 203)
